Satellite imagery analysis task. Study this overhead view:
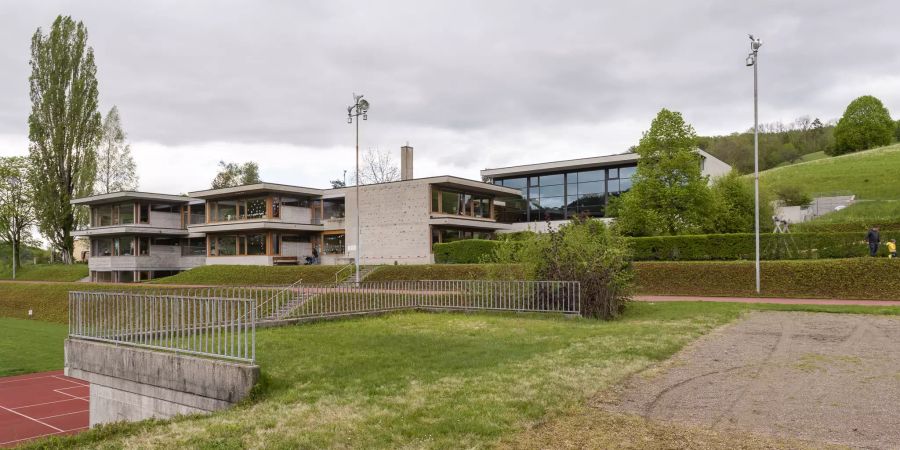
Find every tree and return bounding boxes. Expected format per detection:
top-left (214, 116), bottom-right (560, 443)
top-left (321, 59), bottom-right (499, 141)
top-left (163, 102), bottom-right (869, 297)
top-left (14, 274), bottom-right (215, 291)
top-left (356, 148), bottom-right (399, 185)
top-left (707, 171), bottom-right (773, 234)
top-left (491, 217), bottom-right (633, 320)
top-left (28, 16), bottom-right (102, 263)
top-left (615, 109), bottom-right (713, 236)
top-left (211, 161), bottom-right (261, 188)
top-left (330, 179), bottom-right (346, 188)
top-left (0, 157), bottom-right (36, 269)
top-left (830, 95), bottom-right (894, 155)
top-left (95, 106), bottom-right (138, 194)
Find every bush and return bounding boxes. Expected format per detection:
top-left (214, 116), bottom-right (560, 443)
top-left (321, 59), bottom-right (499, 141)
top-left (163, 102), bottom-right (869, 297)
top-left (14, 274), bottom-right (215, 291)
top-left (774, 184), bottom-right (812, 207)
top-left (634, 259), bottom-right (900, 299)
top-left (493, 217), bottom-right (633, 320)
top-left (433, 240), bottom-right (503, 264)
top-left (793, 221), bottom-right (900, 233)
top-left (630, 231), bottom-right (900, 260)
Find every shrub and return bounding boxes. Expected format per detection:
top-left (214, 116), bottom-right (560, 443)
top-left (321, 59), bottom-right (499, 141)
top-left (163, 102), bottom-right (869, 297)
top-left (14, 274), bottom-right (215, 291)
top-left (494, 217), bottom-right (633, 320)
top-left (634, 259), bottom-right (900, 299)
top-left (433, 240), bottom-right (503, 264)
top-left (793, 221), bottom-right (900, 233)
top-left (774, 184), bottom-right (812, 207)
top-left (630, 231), bottom-right (900, 261)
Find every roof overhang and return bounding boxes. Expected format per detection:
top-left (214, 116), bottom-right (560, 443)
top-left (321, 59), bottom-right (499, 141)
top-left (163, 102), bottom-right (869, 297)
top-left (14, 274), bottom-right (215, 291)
top-left (187, 221), bottom-right (323, 233)
top-left (72, 227), bottom-right (189, 237)
top-left (189, 183), bottom-right (325, 200)
top-left (428, 216), bottom-right (513, 231)
top-left (427, 176), bottom-right (521, 196)
top-left (71, 191), bottom-right (194, 206)
top-left (480, 153), bottom-right (640, 180)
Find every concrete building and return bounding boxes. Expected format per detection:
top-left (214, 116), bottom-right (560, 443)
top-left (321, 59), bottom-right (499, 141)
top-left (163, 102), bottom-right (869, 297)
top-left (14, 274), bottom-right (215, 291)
top-left (480, 149), bottom-right (731, 232)
top-left (73, 146), bottom-right (730, 281)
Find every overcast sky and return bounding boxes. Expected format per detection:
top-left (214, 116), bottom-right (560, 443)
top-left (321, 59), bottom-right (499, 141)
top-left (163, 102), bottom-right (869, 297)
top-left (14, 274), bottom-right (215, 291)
top-left (1, 1), bottom-right (899, 194)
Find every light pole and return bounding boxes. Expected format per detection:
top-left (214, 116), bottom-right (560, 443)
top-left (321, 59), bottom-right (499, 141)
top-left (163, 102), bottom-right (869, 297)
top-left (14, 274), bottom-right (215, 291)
top-left (746, 34), bottom-right (762, 293)
top-left (347, 94), bottom-right (369, 284)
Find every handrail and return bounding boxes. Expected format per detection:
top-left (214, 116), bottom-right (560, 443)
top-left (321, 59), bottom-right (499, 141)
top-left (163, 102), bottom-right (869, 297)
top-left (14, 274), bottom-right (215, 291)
top-left (335, 264), bottom-right (354, 283)
top-left (249, 279), bottom-right (303, 320)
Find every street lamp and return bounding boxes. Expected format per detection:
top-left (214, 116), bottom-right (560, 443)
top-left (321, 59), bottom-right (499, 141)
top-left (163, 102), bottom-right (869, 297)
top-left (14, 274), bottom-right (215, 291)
top-left (347, 94), bottom-right (369, 284)
top-left (746, 34), bottom-right (762, 293)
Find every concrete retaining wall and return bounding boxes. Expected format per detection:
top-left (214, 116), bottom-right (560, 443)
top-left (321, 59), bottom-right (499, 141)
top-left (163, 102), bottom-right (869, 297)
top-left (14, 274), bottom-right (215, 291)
top-left (65, 339), bottom-right (259, 427)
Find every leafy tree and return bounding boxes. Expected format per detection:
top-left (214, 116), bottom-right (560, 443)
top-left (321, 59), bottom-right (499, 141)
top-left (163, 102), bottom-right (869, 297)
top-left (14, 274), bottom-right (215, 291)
top-left (894, 119), bottom-right (900, 142)
top-left (211, 161), bottom-right (261, 188)
top-left (491, 217), bottom-right (633, 320)
top-left (773, 184), bottom-right (812, 207)
top-left (0, 157), bottom-right (36, 268)
top-left (330, 179), bottom-right (346, 188)
top-left (27, 16), bottom-right (102, 263)
top-left (95, 106), bottom-right (138, 194)
top-left (707, 171), bottom-right (773, 233)
top-left (829, 95), bottom-right (894, 155)
top-left (615, 109), bottom-right (713, 236)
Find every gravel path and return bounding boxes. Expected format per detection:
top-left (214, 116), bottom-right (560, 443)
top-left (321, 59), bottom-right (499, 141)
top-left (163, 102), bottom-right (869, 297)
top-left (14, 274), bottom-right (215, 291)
top-left (604, 311), bottom-right (900, 449)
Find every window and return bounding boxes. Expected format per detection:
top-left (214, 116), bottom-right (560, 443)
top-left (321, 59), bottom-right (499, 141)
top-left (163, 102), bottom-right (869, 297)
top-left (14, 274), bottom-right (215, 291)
top-left (247, 234), bottom-right (267, 255)
top-left (151, 203), bottom-right (177, 213)
top-left (187, 203), bottom-right (205, 224)
top-left (138, 237), bottom-right (151, 255)
top-left (93, 205), bottom-right (113, 226)
top-left (211, 235), bottom-right (237, 256)
top-left (115, 237), bottom-right (135, 256)
top-left (323, 199), bottom-right (345, 219)
top-left (94, 238), bottom-right (113, 256)
top-left (246, 198), bottom-right (267, 219)
top-left (441, 191), bottom-right (460, 215)
top-left (139, 203), bottom-right (150, 224)
top-left (431, 227), bottom-right (494, 246)
top-left (323, 234), bottom-right (345, 254)
top-left (116, 203), bottom-right (134, 224)
top-left (181, 238), bottom-right (205, 256)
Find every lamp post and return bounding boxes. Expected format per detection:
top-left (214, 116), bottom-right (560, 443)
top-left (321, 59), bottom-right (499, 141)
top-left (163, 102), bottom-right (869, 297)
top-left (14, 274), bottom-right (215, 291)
top-left (746, 34), bottom-right (762, 293)
top-left (347, 94), bottom-right (369, 284)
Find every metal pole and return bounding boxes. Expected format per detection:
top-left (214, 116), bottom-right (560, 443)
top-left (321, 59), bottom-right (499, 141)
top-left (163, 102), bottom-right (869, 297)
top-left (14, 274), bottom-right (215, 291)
top-left (753, 45), bottom-right (760, 294)
top-left (355, 110), bottom-right (360, 284)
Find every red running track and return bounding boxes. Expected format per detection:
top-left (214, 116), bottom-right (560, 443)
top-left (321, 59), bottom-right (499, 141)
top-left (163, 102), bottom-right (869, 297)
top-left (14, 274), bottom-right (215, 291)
top-left (0, 370), bottom-right (89, 448)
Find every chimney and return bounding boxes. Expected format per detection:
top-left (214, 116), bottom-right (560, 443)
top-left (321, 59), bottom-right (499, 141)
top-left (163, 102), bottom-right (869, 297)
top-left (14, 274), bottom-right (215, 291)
top-left (400, 144), bottom-right (414, 180)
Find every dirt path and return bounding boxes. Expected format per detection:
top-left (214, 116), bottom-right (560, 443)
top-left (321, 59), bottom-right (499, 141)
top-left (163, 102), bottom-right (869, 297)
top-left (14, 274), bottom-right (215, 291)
top-left (604, 311), bottom-right (900, 448)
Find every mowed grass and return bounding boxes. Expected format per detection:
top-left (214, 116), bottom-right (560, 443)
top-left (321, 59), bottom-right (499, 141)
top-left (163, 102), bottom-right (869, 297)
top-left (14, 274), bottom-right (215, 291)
top-left (28, 301), bottom-right (900, 449)
top-left (0, 264), bottom-right (88, 282)
top-left (150, 265), bottom-right (351, 285)
top-left (760, 143), bottom-right (900, 199)
top-left (0, 318), bottom-right (67, 377)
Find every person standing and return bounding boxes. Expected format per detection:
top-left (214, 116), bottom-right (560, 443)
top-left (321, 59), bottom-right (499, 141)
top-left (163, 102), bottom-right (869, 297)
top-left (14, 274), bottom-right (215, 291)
top-left (866, 226), bottom-right (881, 257)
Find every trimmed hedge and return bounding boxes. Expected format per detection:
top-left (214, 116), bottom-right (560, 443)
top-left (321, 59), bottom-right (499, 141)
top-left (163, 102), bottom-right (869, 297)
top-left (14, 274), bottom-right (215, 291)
top-left (630, 231), bottom-right (900, 261)
top-left (793, 221), bottom-right (900, 233)
top-left (634, 259), bottom-right (900, 300)
top-left (433, 240), bottom-right (503, 264)
top-left (365, 264), bottom-right (525, 281)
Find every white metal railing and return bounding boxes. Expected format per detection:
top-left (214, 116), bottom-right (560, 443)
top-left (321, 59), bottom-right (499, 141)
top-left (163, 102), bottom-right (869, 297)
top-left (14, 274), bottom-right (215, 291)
top-left (334, 264), bottom-right (354, 283)
top-left (67, 280), bottom-right (581, 362)
top-left (69, 288), bottom-right (257, 363)
top-left (254, 280), bottom-right (581, 321)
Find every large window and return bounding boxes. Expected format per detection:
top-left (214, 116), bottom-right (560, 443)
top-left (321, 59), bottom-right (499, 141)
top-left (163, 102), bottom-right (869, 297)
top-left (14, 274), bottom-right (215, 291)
top-left (431, 188), bottom-right (494, 219)
top-left (93, 237), bottom-right (136, 256)
top-left (208, 233), bottom-right (269, 256)
top-left (181, 238), bottom-right (206, 256)
top-left (431, 227), bottom-right (494, 246)
top-left (92, 203), bottom-right (135, 226)
top-left (323, 234), bottom-right (345, 254)
top-left (493, 164), bottom-right (636, 221)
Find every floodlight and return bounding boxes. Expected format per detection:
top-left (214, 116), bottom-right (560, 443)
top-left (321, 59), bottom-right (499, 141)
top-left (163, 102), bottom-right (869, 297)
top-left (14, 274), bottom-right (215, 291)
top-left (359, 99), bottom-right (369, 111)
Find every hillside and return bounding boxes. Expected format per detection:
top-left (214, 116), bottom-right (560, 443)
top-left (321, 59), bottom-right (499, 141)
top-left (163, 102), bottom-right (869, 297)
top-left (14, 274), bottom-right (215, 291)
top-left (758, 144), bottom-right (900, 224)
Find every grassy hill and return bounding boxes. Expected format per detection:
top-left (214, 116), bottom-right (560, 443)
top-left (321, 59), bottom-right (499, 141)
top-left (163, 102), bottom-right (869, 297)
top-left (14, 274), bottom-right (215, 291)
top-left (758, 144), bottom-right (900, 224)
top-left (0, 263), bottom-right (88, 282)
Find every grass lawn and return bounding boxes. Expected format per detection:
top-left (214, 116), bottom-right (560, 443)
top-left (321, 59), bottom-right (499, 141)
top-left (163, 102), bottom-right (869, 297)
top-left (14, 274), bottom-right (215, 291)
top-left (0, 264), bottom-right (88, 282)
top-left (29, 301), bottom-right (900, 449)
top-left (0, 318), bottom-right (67, 377)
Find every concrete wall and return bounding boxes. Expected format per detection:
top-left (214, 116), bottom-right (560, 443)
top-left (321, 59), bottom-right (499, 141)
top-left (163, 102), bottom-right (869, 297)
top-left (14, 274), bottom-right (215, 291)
top-left (344, 180), bottom-right (432, 265)
top-left (281, 205), bottom-right (311, 223)
top-left (281, 241), bottom-right (312, 258)
top-left (65, 339), bottom-right (258, 427)
top-left (149, 211), bottom-right (182, 229)
top-left (88, 245), bottom-right (205, 271)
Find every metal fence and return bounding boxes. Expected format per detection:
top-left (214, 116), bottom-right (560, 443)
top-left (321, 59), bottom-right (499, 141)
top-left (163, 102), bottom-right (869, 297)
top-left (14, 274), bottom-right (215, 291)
top-left (69, 288), bottom-right (257, 363)
top-left (256, 280), bottom-right (581, 321)
top-left (68, 280), bottom-right (580, 363)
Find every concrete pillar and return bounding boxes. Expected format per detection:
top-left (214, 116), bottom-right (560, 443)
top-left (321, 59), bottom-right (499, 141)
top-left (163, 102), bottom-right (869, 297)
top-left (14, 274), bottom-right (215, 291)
top-left (401, 145), bottom-right (414, 181)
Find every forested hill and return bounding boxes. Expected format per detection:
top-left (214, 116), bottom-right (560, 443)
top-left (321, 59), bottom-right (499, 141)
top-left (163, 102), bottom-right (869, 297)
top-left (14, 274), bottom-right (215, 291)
top-left (698, 117), bottom-right (835, 173)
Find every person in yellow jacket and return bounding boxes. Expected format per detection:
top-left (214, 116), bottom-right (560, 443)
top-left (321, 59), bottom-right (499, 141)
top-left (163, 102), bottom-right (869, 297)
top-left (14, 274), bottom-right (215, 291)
top-left (888, 239), bottom-right (897, 259)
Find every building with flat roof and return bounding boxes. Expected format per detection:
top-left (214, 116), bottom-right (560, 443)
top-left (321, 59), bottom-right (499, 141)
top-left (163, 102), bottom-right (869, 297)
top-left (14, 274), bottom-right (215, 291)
top-left (72, 146), bottom-right (730, 282)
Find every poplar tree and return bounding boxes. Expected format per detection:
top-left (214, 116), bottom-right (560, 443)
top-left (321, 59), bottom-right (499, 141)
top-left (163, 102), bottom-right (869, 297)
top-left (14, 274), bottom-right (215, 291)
top-left (96, 106), bottom-right (139, 194)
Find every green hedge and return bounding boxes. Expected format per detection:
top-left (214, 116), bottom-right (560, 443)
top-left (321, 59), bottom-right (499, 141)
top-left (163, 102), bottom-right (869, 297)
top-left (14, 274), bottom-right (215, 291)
top-left (634, 259), bottom-right (900, 299)
top-left (793, 221), bottom-right (900, 233)
top-left (433, 240), bottom-right (504, 264)
top-left (630, 231), bottom-right (900, 261)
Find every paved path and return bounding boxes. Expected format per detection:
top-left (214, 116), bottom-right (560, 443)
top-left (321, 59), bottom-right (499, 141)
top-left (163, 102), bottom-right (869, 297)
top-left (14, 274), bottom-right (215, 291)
top-left (636, 295), bottom-right (900, 306)
top-left (0, 370), bottom-right (89, 448)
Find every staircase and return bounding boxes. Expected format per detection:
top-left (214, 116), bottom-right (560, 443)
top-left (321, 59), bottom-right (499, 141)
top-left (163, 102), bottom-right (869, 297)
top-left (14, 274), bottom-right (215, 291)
top-left (337, 265), bottom-right (379, 286)
top-left (266, 289), bottom-right (315, 321)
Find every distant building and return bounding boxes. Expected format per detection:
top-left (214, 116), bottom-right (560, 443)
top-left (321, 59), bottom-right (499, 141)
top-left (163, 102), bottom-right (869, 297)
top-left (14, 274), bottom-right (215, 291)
top-left (72, 146), bottom-right (730, 282)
